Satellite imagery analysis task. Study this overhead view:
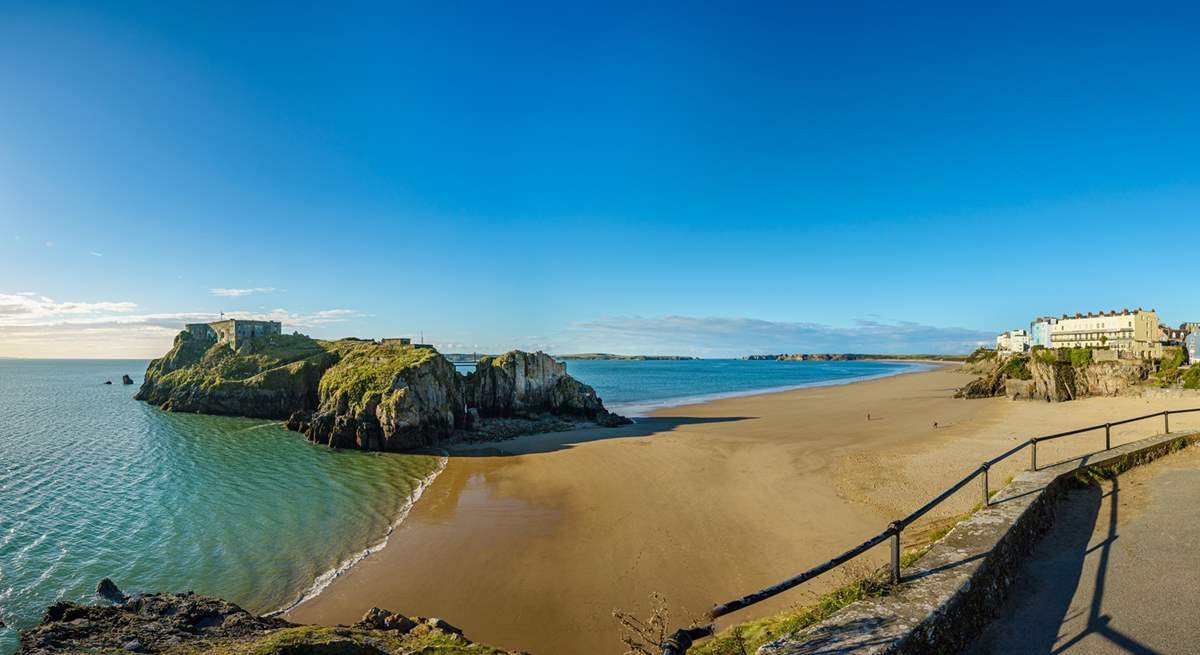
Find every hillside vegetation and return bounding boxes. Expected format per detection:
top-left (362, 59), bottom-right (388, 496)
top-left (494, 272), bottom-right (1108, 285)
top-left (137, 331), bottom-right (628, 452)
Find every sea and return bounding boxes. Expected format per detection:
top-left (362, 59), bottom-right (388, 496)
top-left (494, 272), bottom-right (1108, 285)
top-left (0, 357), bottom-right (927, 653)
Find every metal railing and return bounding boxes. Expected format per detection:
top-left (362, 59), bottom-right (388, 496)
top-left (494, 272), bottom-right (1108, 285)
top-left (661, 407), bottom-right (1200, 655)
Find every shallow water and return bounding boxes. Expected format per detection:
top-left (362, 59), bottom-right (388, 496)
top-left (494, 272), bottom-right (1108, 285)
top-left (0, 359), bottom-right (441, 654)
top-left (0, 357), bottom-right (922, 653)
top-left (562, 358), bottom-right (928, 415)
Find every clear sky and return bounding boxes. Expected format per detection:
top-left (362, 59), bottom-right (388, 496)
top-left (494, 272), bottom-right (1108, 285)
top-left (2, 1), bottom-right (1199, 358)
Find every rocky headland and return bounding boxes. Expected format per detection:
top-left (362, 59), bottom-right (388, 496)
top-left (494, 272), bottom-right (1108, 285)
top-left (955, 346), bottom-right (1197, 401)
top-left (16, 582), bottom-right (520, 655)
top-left (136, 332), bottom-right (630, 452)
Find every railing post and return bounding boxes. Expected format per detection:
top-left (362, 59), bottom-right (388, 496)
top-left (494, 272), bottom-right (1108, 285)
top-left (981, 463), bottom-right (990, 507)
top-left (1164, 410), bottom-right (1170, 434)
top-left (889, 521), bottom-right (902, 584)
top-left (1030, 438), bottom-right (1037, 471)
top-left (1105, 423), bottom-right (1111, 450)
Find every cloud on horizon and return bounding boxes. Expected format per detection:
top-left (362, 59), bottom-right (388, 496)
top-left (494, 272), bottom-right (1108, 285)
top-left (565, 315), bottom-right (994, 357)
top-left (209, 287), bottom-right (276, 297)
top-left (0, 292), bottom-right (363, 358)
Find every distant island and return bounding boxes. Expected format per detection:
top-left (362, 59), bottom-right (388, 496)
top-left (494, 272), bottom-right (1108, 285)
top-left (135, 320), bottom-right (630, 453)
top-left (743, 353), bottom-right (969, 361)
top-left (554, 353), bottom-right (699, 361)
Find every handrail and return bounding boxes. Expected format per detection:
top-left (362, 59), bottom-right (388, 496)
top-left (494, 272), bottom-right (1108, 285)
top-left (660, 406), bottom-right (1198, 654)
top-left (706, 527), bottom-right (896, 620)
top-left (899, 464), bottom-right (983, 528)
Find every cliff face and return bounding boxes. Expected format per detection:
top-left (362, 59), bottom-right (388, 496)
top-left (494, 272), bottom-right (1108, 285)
top-left (289, 345), bottom-right (469, 451)
top-left (138, 333), bottom-right (628, 452)
top-left (467, 351), bottom-right (628, 425)
top-left (956, 349), bottom-right (1155, 401)
top-left (134, 332), bottom-right (338, 419)
top-left (16, 590), bottom-right (519, 655)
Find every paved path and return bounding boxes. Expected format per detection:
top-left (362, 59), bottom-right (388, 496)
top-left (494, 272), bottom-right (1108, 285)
top-left (968, 446), bottom-right (1200, 655)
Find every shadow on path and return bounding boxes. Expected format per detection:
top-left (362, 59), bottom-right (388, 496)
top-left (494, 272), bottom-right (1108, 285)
top-left (968, 478), bottom-right (1164, 654)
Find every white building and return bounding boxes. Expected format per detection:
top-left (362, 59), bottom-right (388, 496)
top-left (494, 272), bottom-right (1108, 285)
top-left (996, 329), bottom-right (1031, 354)
top-left (1049, 308), bottom-right (1160, 357)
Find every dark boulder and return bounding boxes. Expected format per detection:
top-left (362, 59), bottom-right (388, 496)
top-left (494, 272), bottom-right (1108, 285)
top-left (96, 578), bottom-right (126, 604)
top-left (121, 375), bottom-right (134, 385)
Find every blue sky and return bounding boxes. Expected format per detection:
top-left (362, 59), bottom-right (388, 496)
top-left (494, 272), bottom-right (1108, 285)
top-left (2, 1), bottom-right (1199, 357)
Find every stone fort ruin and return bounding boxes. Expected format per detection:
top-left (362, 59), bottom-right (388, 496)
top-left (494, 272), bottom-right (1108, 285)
top-left (185, 319), bottom-right (282, 349)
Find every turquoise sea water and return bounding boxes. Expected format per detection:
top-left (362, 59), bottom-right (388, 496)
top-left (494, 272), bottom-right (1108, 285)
top-left (0, 360), bottom-right (443, 654)
top-left (0, 357), bottom-right (924, 653)
top-left (562, 358), bottom-right (929, 415)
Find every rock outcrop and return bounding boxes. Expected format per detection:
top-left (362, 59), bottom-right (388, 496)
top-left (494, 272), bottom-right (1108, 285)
top-left (16, 588), bottom-right (519, 655)
top-left (956, 349), bottom-right (1156, 402)
top-left (137, 332), bottom-right (628, 452)
top-left (289, 346), bottom-right (469, 451)
top-left (121, 374), bottom-right (134, 385)
top-left (467, 351), bottom-right (629, 426)
top-left (135, 332), bottom-right (337, 420)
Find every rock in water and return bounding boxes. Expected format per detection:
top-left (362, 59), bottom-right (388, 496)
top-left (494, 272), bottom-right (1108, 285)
top-left (121, 375), bottom-right (134, 385)
top-left (96, 578), bottom-right (126, 603)
top-left (103, 381), bottom-right (113, 385)
top-left (136, 330), bottom-right (629, 451)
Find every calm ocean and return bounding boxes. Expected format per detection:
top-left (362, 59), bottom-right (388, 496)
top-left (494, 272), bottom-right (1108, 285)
top-left (0, 357), bottom-right (924, 653)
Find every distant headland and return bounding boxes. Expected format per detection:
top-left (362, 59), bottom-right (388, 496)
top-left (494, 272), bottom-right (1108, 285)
top-left (554, 353), bottom-right (699, 361)
top-left (742, 353), bottom-right (969, 362)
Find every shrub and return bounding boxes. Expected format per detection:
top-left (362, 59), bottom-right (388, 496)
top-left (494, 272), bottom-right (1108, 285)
top-left (1003, 354), bottom-right (1032, 380)
top-left (1069, 347), bottom-right (1093, 367)
top-left (965, 347), bottom-right (996, 364)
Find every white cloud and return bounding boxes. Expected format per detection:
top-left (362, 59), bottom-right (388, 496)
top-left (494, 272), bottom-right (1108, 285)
top-left (209, 287), bottom-right (276, 297)
top-left (562, 315), bottom-right (994, 357)
top-left (0, 292), bottom-right (365, 358)
top-left (89, 251), bottom-right (103, 257)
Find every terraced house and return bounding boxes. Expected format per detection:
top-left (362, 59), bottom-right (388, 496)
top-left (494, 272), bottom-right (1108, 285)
top-left (1049, 308), bottom-right (1160, 357)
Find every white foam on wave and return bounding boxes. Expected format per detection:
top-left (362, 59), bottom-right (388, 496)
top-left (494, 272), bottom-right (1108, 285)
top-left (267, 451), bottom-right (449, 616)
top-left (609, 362), bottom-right (936, 418)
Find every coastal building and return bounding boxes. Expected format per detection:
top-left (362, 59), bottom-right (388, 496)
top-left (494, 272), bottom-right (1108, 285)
top-left (1029, 317), bottom-right (1057, 349)
top-left (1161, 325), bottom-right (1188, 345)
top-left (381, 337), bottom-right (412, 346)
top-left (185, 319), bottom-right (282, 349)
top-left (996, 329), bottom-right (1030, 354)
top-left (1048, 308), bottom-right (1160, 357)
top-left (1187, 331), bottom-right (1200, 364)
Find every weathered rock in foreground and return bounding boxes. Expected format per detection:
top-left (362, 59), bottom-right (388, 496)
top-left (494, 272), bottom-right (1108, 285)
top-left (137, 331), bottom-right (629, 452)
top-left (16, 589), bottom-right (521, 655)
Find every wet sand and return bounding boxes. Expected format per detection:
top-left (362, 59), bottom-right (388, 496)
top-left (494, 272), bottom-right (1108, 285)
top-left (286, 367), bottom-right (1200, 655)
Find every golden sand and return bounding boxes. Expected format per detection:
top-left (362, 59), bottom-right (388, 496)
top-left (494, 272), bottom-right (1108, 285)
top-left (287, 366), bottom-right (1200, 654)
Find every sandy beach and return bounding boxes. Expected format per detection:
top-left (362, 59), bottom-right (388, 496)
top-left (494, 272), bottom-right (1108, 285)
top-left (286, 366), bottom-right (1200, 654)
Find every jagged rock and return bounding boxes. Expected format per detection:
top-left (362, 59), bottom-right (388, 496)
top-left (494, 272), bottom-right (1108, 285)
top-left (134, 332), bottom-right (338, 420)
top-left (121, 375), bottom-right (134, 385)
top-left (354, 607), bottom-right (416, 633)
top-left (137, 332), bottom-right (628, 452)
top-left (17, 592), bottom-right (289, 654)
top-left (467, 351), bottom-right (631, 426)
top-left (95, 578), bottom-right (126, 603)
top-left (16, 592), bottom-right (519, 654)
top-left (426, 618), bottom-right (463, 636)
top-left (958, 351), bottom-right (1155, 402)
